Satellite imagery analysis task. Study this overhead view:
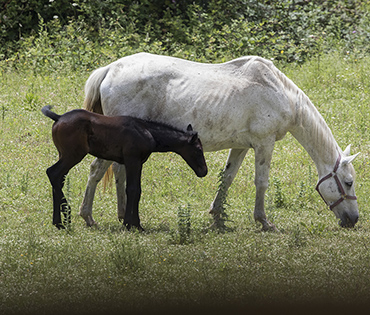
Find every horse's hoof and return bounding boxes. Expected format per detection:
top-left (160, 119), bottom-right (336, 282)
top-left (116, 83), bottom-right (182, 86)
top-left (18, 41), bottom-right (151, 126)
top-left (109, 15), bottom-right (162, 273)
top-left (261, 222), bottom-right (279, 232)
top-left (86, 219), bottom-right (97, 227)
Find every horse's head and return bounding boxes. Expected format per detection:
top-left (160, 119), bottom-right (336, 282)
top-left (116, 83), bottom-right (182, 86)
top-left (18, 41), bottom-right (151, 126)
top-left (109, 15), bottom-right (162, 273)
top-left (177, 124), bottom-right (208, 178)
top-left (316, 145), bottom-right (359, 228)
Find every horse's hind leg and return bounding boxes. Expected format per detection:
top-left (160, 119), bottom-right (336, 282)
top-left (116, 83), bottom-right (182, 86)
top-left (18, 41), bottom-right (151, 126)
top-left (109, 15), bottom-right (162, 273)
top-left (79, 158), bottom-right (112, 226)
top-left (210, 148), bottom-right (249, 228)
top-left (112, 162), bottom-right (127, 222)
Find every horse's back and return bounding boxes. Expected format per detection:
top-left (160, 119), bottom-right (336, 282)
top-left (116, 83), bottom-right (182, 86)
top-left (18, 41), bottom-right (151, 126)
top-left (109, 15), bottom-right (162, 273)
top-left (99, 53), bottom-right (294, 150)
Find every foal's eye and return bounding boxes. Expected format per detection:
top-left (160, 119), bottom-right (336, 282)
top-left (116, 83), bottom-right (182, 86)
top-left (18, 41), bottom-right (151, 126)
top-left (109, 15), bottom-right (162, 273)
top-left (345, 181), bottom-right (353, 187)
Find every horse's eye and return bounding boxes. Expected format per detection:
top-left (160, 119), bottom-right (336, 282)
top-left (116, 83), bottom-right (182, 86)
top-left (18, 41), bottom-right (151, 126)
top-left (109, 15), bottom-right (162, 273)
top-left (345, 181), bottom-right (353, 187)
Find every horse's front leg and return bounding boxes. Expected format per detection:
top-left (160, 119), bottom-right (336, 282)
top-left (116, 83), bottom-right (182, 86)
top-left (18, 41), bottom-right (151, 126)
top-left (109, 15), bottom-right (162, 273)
top-left (253, 140), bottom-right (277, 231)
top-left (123, 159), bottom-right (143, 231)
top-left (79, 158), bottom-right (112, 226)
top-left (112, 162), bottom-right (127, 222)
top-left (210, 148), bottom-right (249, 228)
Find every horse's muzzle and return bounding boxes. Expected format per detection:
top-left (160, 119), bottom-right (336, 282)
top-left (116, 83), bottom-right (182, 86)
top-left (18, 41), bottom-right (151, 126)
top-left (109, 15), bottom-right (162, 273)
top-left (340, 212), bottom-right (359, 228)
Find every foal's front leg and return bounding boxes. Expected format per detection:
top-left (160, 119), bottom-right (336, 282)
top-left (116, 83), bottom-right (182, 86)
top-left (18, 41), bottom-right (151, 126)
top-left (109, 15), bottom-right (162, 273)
top-left (123, 159), bottom-right (143, 231)
top-left (253, 140), bottom-right (277, 231)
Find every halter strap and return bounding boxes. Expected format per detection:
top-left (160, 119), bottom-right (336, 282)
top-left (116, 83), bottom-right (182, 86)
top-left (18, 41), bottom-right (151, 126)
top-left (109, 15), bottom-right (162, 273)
top-left (315, 155), bottom-right (357, 210)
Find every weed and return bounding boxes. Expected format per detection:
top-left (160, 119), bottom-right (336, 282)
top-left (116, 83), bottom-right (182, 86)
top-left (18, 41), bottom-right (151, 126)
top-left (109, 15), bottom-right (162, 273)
top-left (214, 169), bottom-right (230, 227)
top-left (177, 204), bottom-right (191, 244)
top-left (289, 224), bottom-right (307, 248)
top-left (109, 235), bottom-right (144, 272)
top-left (300, 221), bottom-right (327, 236)
top-left (1, 105), bottom-right (7, 120)
top-left (273, 176), bottom-right (285, 208)
top-left (20, 172), bottom-right (29, 194)
top-left (23, 92), bottom-right (39, 111)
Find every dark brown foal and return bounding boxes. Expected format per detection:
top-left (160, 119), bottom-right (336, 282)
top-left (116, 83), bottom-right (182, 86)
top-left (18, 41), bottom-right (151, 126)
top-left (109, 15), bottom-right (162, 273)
top-left (42, 105), bottom-right (207, 230)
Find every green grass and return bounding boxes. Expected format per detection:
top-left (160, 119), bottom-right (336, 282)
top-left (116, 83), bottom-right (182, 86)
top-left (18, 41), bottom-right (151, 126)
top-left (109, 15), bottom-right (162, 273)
top-left (1, 53), bottom-right (370, 314)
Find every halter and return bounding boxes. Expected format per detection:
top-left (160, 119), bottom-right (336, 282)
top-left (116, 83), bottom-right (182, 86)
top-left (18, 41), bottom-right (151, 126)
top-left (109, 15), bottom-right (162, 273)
top-left (315, 155), bottom-right (357, 210)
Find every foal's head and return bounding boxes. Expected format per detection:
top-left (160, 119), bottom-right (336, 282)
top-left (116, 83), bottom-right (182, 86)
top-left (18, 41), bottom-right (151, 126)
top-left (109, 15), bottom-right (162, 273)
top-left (176, 125), bottom-right (208, 178)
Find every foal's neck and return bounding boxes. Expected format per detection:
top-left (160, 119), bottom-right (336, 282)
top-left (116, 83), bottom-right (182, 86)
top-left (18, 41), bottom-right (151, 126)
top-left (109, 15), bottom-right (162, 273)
top-left (145, 122), bottom-right (185, 152)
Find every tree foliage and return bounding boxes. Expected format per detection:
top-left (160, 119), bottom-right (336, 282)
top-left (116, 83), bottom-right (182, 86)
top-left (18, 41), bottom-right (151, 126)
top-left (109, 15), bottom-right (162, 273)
top-left (1, 0), bottom-right (369, 71)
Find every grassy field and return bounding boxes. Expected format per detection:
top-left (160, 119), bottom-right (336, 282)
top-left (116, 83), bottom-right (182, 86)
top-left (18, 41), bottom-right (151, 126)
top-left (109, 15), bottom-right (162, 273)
top-left (1, 52), bottom-right (370, 314)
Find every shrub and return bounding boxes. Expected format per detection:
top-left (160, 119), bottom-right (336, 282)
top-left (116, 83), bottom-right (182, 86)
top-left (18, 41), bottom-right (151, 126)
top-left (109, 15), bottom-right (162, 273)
top-left (1, 1), bottom-right (369, 72)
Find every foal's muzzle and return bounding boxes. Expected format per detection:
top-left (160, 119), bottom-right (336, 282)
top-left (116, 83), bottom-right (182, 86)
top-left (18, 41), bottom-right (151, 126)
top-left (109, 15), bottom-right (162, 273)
top-left (197, 168), bottom-right (208, 178)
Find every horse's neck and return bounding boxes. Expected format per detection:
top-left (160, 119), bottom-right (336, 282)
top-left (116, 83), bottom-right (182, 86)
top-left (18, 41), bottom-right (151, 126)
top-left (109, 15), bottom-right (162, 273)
top-left (289, 93), bottom-right (340, 177)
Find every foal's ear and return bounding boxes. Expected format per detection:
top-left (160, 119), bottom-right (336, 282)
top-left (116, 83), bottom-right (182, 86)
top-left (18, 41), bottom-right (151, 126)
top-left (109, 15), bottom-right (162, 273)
top-left (189, 132), bottom-right (198, 144)
top-left (187, 124), bottom-right (193, 132)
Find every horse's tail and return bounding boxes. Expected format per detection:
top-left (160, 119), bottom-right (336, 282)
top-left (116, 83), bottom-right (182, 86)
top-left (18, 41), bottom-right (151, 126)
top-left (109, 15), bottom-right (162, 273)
top-left (84, 66), bottom-right (110, 114)
top-left (41, 105), bottom-right (61, 122)
top-left (84, 65), bottom-right (114, 189)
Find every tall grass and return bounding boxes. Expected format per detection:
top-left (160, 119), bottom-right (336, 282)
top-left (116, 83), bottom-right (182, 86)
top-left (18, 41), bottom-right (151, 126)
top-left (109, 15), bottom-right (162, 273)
top-left (1, 53), bottom-right (370, 314)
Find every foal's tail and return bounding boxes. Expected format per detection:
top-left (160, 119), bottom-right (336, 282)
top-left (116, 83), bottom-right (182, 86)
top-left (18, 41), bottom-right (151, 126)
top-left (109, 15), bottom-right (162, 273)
top-left (41, 105), bottom-right (61, 122)
top-left (84, 65), bottom-right (109, 114)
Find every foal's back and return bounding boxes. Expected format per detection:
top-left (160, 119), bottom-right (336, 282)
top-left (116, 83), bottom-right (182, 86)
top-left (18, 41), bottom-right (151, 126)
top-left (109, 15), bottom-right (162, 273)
top-left (53, 110), bottom-right (155, 163)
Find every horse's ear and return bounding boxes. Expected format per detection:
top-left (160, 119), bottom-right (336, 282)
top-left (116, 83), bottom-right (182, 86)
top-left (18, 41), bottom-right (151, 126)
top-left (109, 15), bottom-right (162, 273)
top-left (343, 144), bottom-right (351, 157)
top-left (187, 124), bottom-right (193, 132)
top-left (189, 132), bottom-right (198, 144)
top-left (342, 152), bottom-right (360, 165)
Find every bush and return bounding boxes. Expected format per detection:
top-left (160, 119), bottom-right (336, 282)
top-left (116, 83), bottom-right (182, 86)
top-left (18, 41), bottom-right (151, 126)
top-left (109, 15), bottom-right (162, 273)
top-left (1, 0), bottom-right (369, 71)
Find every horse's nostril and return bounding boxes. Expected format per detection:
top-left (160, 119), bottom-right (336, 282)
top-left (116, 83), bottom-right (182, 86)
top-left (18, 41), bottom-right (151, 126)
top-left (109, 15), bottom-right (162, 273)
top-left (340, 213), bottom-right (358, 228)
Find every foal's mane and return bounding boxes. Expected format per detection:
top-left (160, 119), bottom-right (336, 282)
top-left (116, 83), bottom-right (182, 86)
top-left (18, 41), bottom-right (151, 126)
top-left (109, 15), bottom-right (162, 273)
top-left (138, 117), bottom-right (189, 135)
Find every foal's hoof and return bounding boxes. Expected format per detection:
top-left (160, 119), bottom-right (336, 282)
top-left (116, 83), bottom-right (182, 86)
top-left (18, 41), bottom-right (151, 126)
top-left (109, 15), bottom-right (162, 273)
top-left (124, 223), bottom-right (145, 232)
top-left (54, 223), bottom-right (66, 230)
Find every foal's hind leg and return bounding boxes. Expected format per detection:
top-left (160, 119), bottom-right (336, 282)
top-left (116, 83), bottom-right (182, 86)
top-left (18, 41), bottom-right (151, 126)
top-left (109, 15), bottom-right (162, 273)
top-left (79, 158), bottom-right (112, 226)
top-left (210, 148), bottom-right (249, 228)
top-left (46, 160), bottom-right (72, 229)
top-left (112, 162), bottom-right (127, 222)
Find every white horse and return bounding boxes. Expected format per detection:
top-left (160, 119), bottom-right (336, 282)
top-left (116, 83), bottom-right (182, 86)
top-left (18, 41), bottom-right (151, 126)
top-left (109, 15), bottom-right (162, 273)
top-left (79, 52), bottom-right (359, 230)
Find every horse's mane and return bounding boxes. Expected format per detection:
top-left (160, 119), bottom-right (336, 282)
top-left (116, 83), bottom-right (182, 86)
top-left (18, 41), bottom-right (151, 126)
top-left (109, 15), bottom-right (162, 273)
top-left (268, 62), bottom-right (340, 157)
